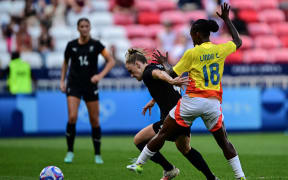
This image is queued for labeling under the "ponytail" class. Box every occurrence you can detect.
[125,48,147,64]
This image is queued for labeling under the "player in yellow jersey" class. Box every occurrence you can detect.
[127,3,246,180]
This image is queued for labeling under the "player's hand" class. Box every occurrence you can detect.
[171,76,190,87]
[142,99,155,116]
[60,80,66,93]
[152,50,168,65]
[91,74,102,84]
[216,2,230,21]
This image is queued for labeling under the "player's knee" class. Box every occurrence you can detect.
[68,115,77,123]
[133,135,140,145]
[176,143,190,155]
[90,117,100,127]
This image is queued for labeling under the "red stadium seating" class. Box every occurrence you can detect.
[269,48,288,63]
[280,36,288,48]
[226,50,244,64]
[259,9,285,23]
[240,35,254,49]
[230,0,256,10]
[156,0,177,12]
[248,23,271,36]
[243,49,268,63]
[113,13,134,25]
[138,12,160,25]
[130,38,156,50]
[257,0,278,10]
[238,10,259,23]
[146,24,164,39]
[211,36,231,44]
[185,10,208,22]
[160,11,188,25]
[135,0,158,12]
[271,22,288,36]
[255,35,282,49]
[125,25,149,38]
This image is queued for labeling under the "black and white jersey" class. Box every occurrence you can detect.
[143,63,181,120]
[64,38,105,87]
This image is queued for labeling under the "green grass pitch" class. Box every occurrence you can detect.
[0,133,287,180]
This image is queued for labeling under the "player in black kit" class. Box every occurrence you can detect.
[60,18,115,164]
[125,48,218,180]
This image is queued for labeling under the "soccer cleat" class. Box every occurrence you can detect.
[95,155,104,164]
[160,166,180,180]
[126,163,143,174]
[237,177,246,180]
[64,152,74,163]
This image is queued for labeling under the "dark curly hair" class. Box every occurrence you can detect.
[190,19,219,37]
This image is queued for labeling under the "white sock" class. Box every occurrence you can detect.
[136,145,156,165]
[228,155,245,178]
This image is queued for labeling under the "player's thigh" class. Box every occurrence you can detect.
[85,100,99,123]
[175,135,191,154]
[134,124,156,145]
[159,115,183,140]
[211,122,230,148]
[67,96,81,122]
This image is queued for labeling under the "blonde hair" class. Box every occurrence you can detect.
[125,48,147,64]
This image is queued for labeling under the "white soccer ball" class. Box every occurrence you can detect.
[39,166,64,180]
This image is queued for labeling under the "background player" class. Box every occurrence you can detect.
[125,48,219,180]
[60,18,115,164]
[128,3,246,180]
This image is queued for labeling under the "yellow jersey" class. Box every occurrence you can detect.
[173,41,236,103]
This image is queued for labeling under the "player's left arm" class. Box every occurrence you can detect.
[217,3,242,49]
[91,48,115,84]
[152,69,189,87]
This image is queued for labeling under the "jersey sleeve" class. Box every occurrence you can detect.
[64,42,71,63]
[219,41,237,58]
[96,41,105,54]
[146,64,160,79]
[173,49,193,76]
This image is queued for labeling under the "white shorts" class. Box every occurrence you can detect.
[169,95,223,132]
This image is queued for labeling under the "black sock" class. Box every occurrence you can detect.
[66,123,76,152]
[184,147,215,180]
[136,141,173,171]
[92,127,101,155]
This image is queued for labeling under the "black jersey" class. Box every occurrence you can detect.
[143,63,181,120]
[64,38,105,87]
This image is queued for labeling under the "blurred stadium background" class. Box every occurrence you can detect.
[0,0,287,179]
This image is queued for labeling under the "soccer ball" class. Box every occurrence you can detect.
[39,166,64,180]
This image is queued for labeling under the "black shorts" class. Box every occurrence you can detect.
[66,85,99,102]
[152,120,190,142]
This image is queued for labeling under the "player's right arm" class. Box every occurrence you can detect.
[217,3,242,49]
[142,99,156,116]
[151,69,189,87]
[60,42,70,93]
[60,59,68,93]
